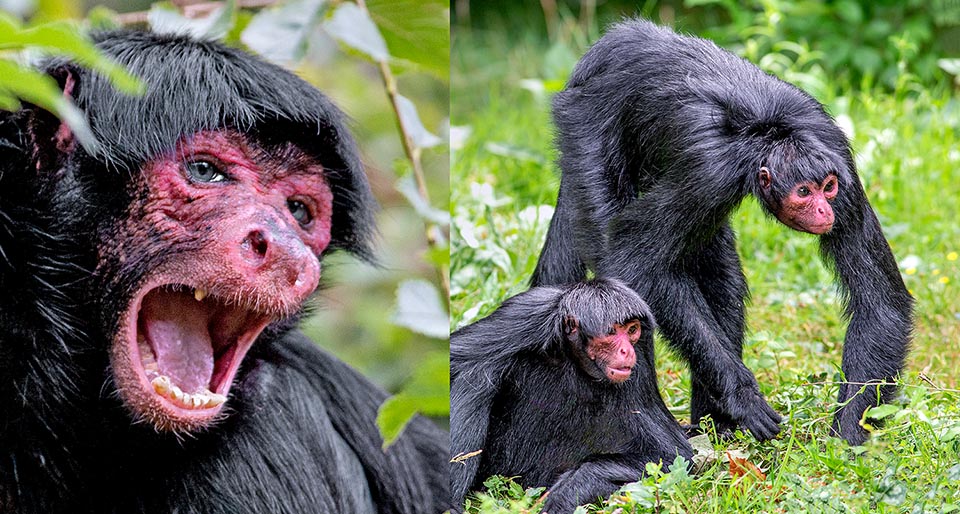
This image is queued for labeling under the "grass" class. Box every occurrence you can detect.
[450,20,960,514]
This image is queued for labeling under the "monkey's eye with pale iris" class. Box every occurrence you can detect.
[797,186,811,197]
[627,323,639,335]
[288,199,313,226]
[185,160,227,183]
[824,182,835,193]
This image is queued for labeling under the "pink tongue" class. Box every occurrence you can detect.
[141,290,213,394]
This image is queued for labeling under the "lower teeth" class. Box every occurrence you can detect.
[139,337,225,410]
[151,375,227,409]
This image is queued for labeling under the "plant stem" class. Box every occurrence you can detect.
[354,0,450,301]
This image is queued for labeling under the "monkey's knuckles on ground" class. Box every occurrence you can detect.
[723,380,783,441]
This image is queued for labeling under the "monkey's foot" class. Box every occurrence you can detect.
[831,390,880,446]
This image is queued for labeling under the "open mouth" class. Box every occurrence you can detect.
[607,366,632,383]
[116,283,274,430]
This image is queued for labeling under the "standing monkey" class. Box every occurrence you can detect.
[532,19,912,445]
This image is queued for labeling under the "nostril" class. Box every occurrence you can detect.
[242,230,269,259]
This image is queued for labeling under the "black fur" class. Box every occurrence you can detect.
[531,19,912,445]
[451,279,692,513]
[0,31,447,513]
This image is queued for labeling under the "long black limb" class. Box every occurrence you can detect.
[682,224,754,435]
[600,193,780,441]
[821,190,913,445]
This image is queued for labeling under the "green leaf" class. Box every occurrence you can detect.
[225,10,254,45]
[0,14,142,95]
[878,479,907,505]
[0,58,97,152]
[148,0,236,40]
[938,58,960,76]
[866,403,900,420]
[323,3,388,62]
[391,279,449,339]
[87,6,121,30]
[851,47,883,74]
[376,350,449,447]
[395,94,442,149]
[240,0,325,63]
[366,0,449,79]
[423,245,450,268]
[0,89,20,111]
[835,0,863,24]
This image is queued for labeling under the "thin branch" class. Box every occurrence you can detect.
[353,0,451,301]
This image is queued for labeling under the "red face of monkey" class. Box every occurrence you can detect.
[758,166,838,235]
[586,320,642,383]
[105,130,334,433]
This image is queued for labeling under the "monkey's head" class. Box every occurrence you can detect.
[753,142,844,235]
[557,279,655,385]
[32,32,375,433]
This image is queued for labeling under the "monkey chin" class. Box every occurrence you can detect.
[110,279,283,434]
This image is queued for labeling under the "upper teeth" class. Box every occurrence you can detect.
[194,288,207,301]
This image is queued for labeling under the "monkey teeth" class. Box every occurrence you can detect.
[194,288,208,301]
[138,333,224,410]
[151,375,226,410]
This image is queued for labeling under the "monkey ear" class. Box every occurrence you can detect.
[634,302,658,347]
[27,65,82,170]
[758,166,772,189]
[563,316,579,337]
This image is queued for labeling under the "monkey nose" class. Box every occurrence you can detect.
[241,229,270,265]
[240,227,320,298]
[241,229,269,261]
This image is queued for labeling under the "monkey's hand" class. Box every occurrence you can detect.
[544,457,644,514]
[721,370,782,441]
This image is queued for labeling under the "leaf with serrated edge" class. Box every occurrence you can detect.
[323,3,388,62]
[241,0,325,63]
[396,175,450,225]
[390,279,448,339]
[396,94,442,149]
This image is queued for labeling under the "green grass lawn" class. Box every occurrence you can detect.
[451,25,960,513]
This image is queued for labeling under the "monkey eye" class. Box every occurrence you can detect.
[823,182,835,193]
[627,323,639,335]
[185,160,227,183]
[606,327,616,336]
[288,199,313,226]
[796,186,811,197]
[184,160,227,183]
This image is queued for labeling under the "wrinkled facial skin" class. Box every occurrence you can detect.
[759,167,838,235]
[104,130,335,433]
[586,320,641,383]
[566,318,641,384]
